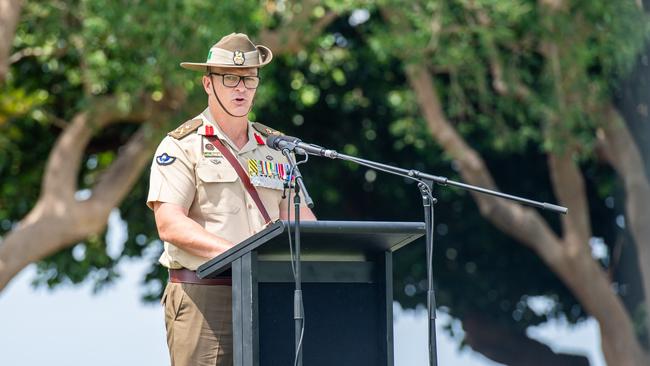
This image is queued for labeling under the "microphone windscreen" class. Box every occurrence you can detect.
[265,135,282,149]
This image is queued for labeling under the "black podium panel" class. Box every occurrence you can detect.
[197,220,425,366]
[259,283,385,366]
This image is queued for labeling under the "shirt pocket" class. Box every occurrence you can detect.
[257,186,283,220]
[196,161,242,214]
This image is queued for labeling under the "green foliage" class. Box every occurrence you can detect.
[2,0,263,290]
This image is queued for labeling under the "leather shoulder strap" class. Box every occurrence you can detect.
[206,136,272,224]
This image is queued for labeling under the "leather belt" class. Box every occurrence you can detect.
[169,268,232,286]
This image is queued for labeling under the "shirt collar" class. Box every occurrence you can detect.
[196,108,227,138]
[196,107,264,155]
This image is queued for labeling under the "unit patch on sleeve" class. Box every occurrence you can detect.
[156,153,177,166]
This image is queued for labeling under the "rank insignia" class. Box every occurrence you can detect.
[233,50,245,65]
[168,119,202,139]
[209,158,222,165]
[265,127,280,136]
[254,133,265,145]
[156,153,176,166]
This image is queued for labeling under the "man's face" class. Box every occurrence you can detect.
[205,67,259,116]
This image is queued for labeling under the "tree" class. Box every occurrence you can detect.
[2,1,649,365]
[372,0,650,364]
[0,1,337,291]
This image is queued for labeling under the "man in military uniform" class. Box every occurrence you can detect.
[147,33,316,366]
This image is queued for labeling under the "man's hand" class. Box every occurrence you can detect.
[279,198,317,221]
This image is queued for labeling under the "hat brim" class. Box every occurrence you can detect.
[180,45,273,72]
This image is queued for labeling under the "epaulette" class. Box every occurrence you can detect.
[168,119,202,139]
[252,122,284,137]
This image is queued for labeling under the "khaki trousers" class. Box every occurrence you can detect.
[162,282,233,366]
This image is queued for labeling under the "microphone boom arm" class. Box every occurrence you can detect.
[266,134,566,213]
[318,150,567,215]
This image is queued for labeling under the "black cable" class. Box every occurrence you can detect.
[294,319,305,366]
[284,162,305,366]
[286,166,297,278]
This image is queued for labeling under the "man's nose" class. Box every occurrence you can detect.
[234,78,246,90]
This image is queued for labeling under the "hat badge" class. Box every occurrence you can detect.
[233,50,245,65]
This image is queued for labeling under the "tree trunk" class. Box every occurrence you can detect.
[0,95,181,291]
[404,63,650,366]
[598,105,650,343]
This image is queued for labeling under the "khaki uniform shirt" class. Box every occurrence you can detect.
[147,108,295,270]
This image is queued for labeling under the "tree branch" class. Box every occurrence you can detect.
[404,63,562,257]
[468,2,532,102]
[547,151,591,247]
[0,91,184,292]
[406,59,649,366]
[463,311,589,366]
[382,3,649,362]
[259,0,339,54]
[89,123,157,208]
[0,0,23,83]
[538,0,567,12]
[598,104,650,342]
[39,111,93,200]
[538,0,650,355]
[37,95,160,201]
[9,45,69,65]
[83,89,185,213]
[0,206,108,292]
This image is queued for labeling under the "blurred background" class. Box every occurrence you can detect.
[1,1,649,365]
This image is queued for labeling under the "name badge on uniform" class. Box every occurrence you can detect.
[203,142,223,158]
[247,159,293,190]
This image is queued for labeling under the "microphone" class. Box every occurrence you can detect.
[266,135,338,158]
[266,135,307,155]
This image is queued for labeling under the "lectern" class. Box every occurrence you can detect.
[197,220,425,366]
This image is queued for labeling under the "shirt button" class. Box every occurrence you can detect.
[248,204,253,209]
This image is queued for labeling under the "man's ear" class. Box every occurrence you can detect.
[202,74,212,95]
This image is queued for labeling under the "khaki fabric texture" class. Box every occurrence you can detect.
[162,282,233,366]
[147,108,295,270]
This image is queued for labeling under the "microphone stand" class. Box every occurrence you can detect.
[281,147,314,366]
[301,147,567,366]
[419,181,438,366]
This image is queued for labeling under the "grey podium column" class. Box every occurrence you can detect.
[232,252,259,366]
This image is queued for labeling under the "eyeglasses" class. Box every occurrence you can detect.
[209,72,260,89]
